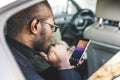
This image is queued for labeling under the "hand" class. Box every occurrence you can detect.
[67,46,75,59]
[39,44,74,70]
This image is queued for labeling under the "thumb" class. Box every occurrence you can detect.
[67,46,75,51]
[39,52,49,61]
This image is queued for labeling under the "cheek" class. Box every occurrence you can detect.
[45,26,53,39]
[40,25,53,39]
[44,30,53,46]
[41,28,53,50]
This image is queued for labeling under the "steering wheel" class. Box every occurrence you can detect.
[61,9,95,46]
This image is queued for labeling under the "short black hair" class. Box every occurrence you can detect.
[7,0,53,37]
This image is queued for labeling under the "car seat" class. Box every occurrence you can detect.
[83,0,120,77]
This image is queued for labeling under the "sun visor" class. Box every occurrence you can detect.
[96,0,120,21]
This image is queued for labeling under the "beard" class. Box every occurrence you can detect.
[34,39,50,54]
[34,41,49,54]
[34,26,50,54]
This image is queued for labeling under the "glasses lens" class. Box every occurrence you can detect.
[40,20,58,32]
[52,25,58,32]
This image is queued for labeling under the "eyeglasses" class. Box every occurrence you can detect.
[40,20,59,32]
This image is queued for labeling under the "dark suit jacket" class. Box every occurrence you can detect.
[6,36,81,80]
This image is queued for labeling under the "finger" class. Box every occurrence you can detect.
[71,65,76,68]
[67,46,75,58]
[67,45,75,51]
[39,52,49,61]
[77,59,84,66]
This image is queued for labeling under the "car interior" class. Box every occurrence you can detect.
[1,0,120,80]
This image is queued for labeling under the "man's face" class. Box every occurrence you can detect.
[34,17,54,53]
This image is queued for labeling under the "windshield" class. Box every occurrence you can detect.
[74,0,97,13]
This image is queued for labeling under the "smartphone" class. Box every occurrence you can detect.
[69,40,90,66]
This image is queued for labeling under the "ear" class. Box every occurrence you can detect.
[30,18,40,34]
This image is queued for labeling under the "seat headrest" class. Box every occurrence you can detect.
[96,0,120,21]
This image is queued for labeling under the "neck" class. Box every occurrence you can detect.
[14,32,34,49]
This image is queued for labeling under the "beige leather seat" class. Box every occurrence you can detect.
[83,0,120,77]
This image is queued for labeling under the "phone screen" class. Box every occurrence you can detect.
[69,40,89,66]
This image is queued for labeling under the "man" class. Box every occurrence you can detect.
[6,0,81,80]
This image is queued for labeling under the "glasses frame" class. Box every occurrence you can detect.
[39,20,59,32]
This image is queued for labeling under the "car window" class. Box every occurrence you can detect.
[48,0,78,24]
[48,0,96,46]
